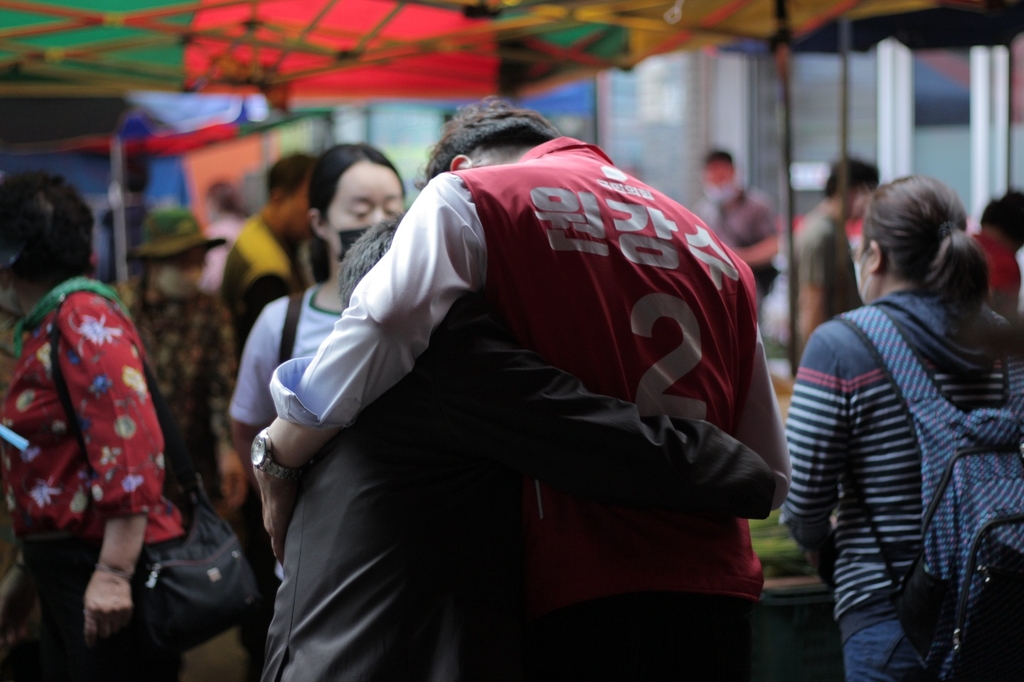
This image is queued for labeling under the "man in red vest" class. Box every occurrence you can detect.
[258,99,790,681]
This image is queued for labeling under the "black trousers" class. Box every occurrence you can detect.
[240,493,281,682]
[523,591,754,682]
[21,538,179,682]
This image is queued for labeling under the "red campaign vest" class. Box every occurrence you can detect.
[455,138,764,619]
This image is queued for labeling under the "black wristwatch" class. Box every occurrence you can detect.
[251,429,303,481]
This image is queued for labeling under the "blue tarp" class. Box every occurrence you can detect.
[725,4,1024,54]
[0,152,189,206]
[796,4,1024,53]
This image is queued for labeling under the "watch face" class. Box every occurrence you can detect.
[251,435,267,468]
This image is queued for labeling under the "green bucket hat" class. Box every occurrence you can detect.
[130,208,226,259]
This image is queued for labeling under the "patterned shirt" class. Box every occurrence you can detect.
[1,292,183,544]
[120,285,237,502]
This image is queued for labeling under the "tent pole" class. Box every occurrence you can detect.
[970,46,992,216]
[1008,42,1014,190]
[993,45,1010,197]
[109,134,128,283]
[772,0,798,377]
[835,18,851,323]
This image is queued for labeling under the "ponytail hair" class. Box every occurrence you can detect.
[862,175,988,315]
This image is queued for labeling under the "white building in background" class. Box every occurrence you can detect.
[595,39,1024,223]
[296,43,1022,319]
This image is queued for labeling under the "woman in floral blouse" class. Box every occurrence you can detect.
[0,172,183,681]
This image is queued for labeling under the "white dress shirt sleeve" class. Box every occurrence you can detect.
[270,174,487,428]
[733,329,792,509]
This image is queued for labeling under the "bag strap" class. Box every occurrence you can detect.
[838,309,921,590]
[843,305,950,406]
[141,362,202,499]
[49,318,90,466]
[49,301,203,503]
[278,291,304,366]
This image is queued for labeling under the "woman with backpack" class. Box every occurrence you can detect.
[782,175,1023,681]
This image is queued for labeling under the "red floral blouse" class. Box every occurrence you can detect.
[1,291,183,544]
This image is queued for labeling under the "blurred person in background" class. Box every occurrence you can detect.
[96,158,150,284]
[120,208,247,514]
[796,158,879,347]
[0,172,183,681]
[200,181,248,295]
[974,190,1024,320]
[0,262,41,682]
[230,144,403,682]
[221,154,317,354]
[782,176,1012,682]
[693,149,779,312]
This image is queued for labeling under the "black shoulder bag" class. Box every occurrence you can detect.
[278,291,304,365]
[50,311,262,653]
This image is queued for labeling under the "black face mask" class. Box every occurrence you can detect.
[339,227,370,254]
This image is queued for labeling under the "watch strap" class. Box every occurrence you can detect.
[256,456,303,481]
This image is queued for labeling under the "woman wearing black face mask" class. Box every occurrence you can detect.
[231,144,405,462]
[305,144,406,314]
[227,144,403,682]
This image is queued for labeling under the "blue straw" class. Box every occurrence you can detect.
[0,424,28,451]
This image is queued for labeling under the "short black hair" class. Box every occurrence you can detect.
[0,171,94,283]
[338,214,402,305]
[704,149,734,167]
[980,190,1024,246]
[422,97,559,184]
[825,158,879,198]
[267,153,317,196]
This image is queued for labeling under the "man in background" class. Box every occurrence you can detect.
[199,181,248,295]
[96,158,149,283]
[693,149,779,311]
[221,154,316,353]
[795,158,879,346]
[975,190,1024,319]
